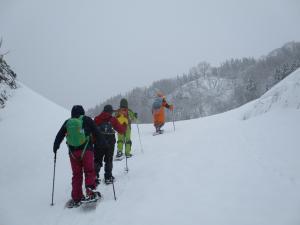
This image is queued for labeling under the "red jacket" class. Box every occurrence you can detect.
[94,112,126,134]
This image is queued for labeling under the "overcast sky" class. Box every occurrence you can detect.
[1,0,300,110]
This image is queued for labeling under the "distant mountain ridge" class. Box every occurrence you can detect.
[87,41,300,123]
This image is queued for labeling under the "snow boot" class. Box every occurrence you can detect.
[116,151,123,158]
[82,188,101,203]
[115,151,124,160]
[95,178,101,186]
[104,176,115,185]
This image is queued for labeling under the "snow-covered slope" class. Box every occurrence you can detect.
[0,83,69,225]
[242,68,300,119]
[1,75,300,225]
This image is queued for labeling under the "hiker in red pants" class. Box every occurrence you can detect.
[53,105,102,208]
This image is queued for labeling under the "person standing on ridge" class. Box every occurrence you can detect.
[152,92,173,134]
[94,104,126,185]
[53,105,101,208]
[115,98,138,160]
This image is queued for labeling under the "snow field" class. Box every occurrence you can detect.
[1,70,300,225]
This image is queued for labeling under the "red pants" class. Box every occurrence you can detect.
[69,149,96,201]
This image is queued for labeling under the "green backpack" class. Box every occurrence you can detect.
[66,115,88,147]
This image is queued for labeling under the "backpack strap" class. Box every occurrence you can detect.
[80,136,90,159]
[69,136,90,161]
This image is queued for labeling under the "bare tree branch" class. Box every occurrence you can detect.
[0,38,10,59]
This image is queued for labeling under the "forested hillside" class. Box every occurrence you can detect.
[87,42,300,123]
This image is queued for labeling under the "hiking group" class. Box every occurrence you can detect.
[52,93,173,208]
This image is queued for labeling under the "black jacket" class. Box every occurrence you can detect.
[53,115,101,152]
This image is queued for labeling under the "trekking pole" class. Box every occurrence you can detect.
[51,153,57,206]
[125,156,129,173]
[136,122,144,153]
[172,110,176,132]
[112,179,117,201]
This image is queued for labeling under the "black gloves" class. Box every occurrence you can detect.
[134,112,138,118]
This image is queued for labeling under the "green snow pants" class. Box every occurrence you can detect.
[117,127,132,156]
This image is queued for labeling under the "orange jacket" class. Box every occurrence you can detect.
[152,98,172,125]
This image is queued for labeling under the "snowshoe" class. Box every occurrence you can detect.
[81,191,102,210]
[82,190,101,203]
[153,129,164,136]
[114,152,124,161]
[125,153,133,158]
[65,198,82,208]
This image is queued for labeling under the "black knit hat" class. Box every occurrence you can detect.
[103,104,113,113]
[120,98,128,108]
[71,105,85,118]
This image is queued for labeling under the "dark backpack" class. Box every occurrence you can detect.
[98,121,115,135]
